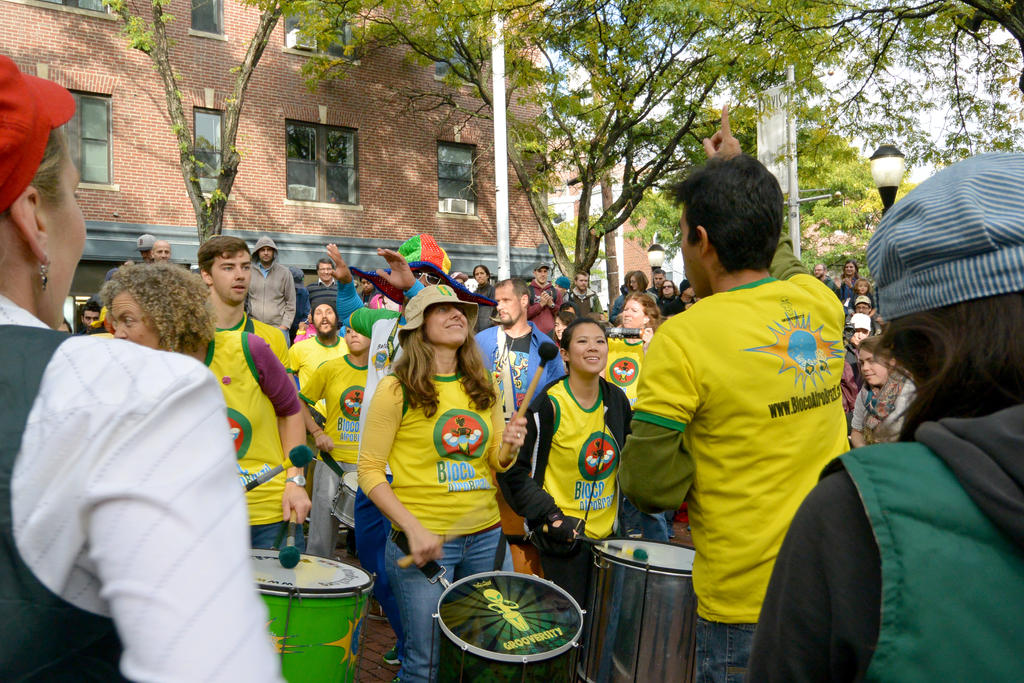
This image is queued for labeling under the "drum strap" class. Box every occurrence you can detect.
[317,449,346,478]
[272,520,289,549]
[493,532,508,571]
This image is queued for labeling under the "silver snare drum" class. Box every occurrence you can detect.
[579,540,697,682]
[330,471,359,528]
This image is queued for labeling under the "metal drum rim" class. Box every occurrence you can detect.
[436,570,583,664]
[254,553,375,597]
[593,538,695,575]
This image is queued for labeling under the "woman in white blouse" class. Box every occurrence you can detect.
[0,56,280,681]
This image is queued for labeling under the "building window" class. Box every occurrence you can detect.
[194,109,222,194]
[286,122,357,204]
[434,55,467,80]
[39,0,107,13]
[438,142,475,214]
[191,0,222,34]
[64,92,111,184]
[284,15,356,59]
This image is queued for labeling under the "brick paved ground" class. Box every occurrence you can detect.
[326,518,694,681]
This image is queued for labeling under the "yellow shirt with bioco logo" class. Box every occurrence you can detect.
[299,354,367,464]
[605,338,644,406]
[543,379,619,539]
[358,373,511,536]
[205,330,287,525]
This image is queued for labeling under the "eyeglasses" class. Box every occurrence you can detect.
[421,273,443,286]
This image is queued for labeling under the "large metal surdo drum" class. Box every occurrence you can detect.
[330,470,359,528]
[435,571,583,682]
[579,540,697,682]
[252,550,374,682]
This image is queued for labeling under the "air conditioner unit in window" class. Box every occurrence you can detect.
[440,197,471,214]
[285,27,315,50]
[288,184,317,201]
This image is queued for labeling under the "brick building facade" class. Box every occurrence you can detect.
[2,0,549,296]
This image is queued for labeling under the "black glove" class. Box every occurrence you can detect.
[543,510,585,543]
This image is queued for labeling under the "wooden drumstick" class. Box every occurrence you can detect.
[394,506,483,568]
[498,342,560,464]
[397,535,459,568]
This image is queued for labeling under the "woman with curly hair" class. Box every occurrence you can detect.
[101,262,214,357]
[103,261,309,552]
[358,285,527,683]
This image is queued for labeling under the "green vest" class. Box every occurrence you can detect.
[0,326,124,680]
[842,442,1024,682]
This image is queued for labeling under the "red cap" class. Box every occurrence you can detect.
[0,56,76,213]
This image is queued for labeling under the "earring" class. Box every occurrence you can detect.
[39,263,49,291]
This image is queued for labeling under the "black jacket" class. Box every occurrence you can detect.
[497,376,632,529]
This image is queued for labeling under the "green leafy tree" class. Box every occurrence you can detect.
[299,0,803,275]
[107,0,290,242]
[630,188,682,259]
[765,0,1024,168]
[297,0,1021,274]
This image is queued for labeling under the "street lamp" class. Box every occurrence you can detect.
[647,243,665,269]
[870,144,906,215]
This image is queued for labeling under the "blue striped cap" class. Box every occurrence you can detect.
[867,153,1024,320]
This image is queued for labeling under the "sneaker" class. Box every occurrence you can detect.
[383,645,400,666]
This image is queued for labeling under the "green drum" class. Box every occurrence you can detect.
[436,571,582,682]
[252,550,374,682]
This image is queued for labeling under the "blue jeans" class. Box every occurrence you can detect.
[385,525,511,683]
[250,520,306,553]
[618,496,670,541]
[695,617,755,683]
[354,485,404,662]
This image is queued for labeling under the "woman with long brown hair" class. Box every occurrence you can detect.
[358,284,526,683]
[610,269,652,322]
[850,335,914,447]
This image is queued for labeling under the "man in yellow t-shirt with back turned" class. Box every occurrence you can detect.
[619,108,848,683]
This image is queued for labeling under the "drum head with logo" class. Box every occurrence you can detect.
[251,550,372,597]
[437,571,582,663]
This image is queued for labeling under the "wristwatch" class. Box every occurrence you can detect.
[285,475,306,486]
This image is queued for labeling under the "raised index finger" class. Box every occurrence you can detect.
[720,104,731,138]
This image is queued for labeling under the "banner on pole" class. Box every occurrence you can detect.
[757,85,789,195]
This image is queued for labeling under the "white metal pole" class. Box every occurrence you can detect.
[492,14,511,280]
[786,65,801,259]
